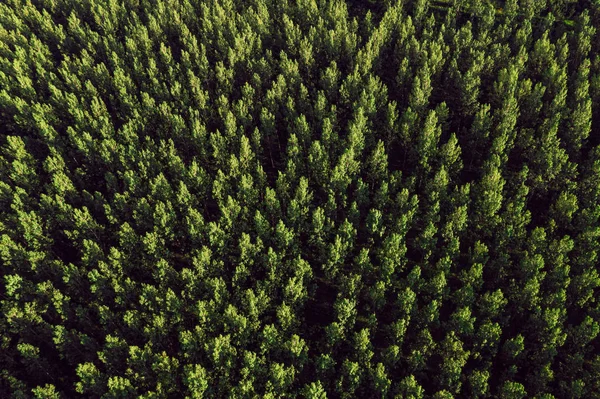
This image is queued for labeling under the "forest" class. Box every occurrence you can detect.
[1,0,600,397]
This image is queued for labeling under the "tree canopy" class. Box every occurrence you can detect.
[1,0,600,397]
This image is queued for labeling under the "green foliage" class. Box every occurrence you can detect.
[1,0,599,397]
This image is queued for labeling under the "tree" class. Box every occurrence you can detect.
[104,376,136,398]
[335,359,362,398]
[32,384,60,399]
[439,331,470,394]
[416,110,442,176]
[472,158,505,236]
[303,381,328,399]
[467,369,490,398]
[499,381,527,399]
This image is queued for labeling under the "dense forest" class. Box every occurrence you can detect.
[1,0,600,397]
